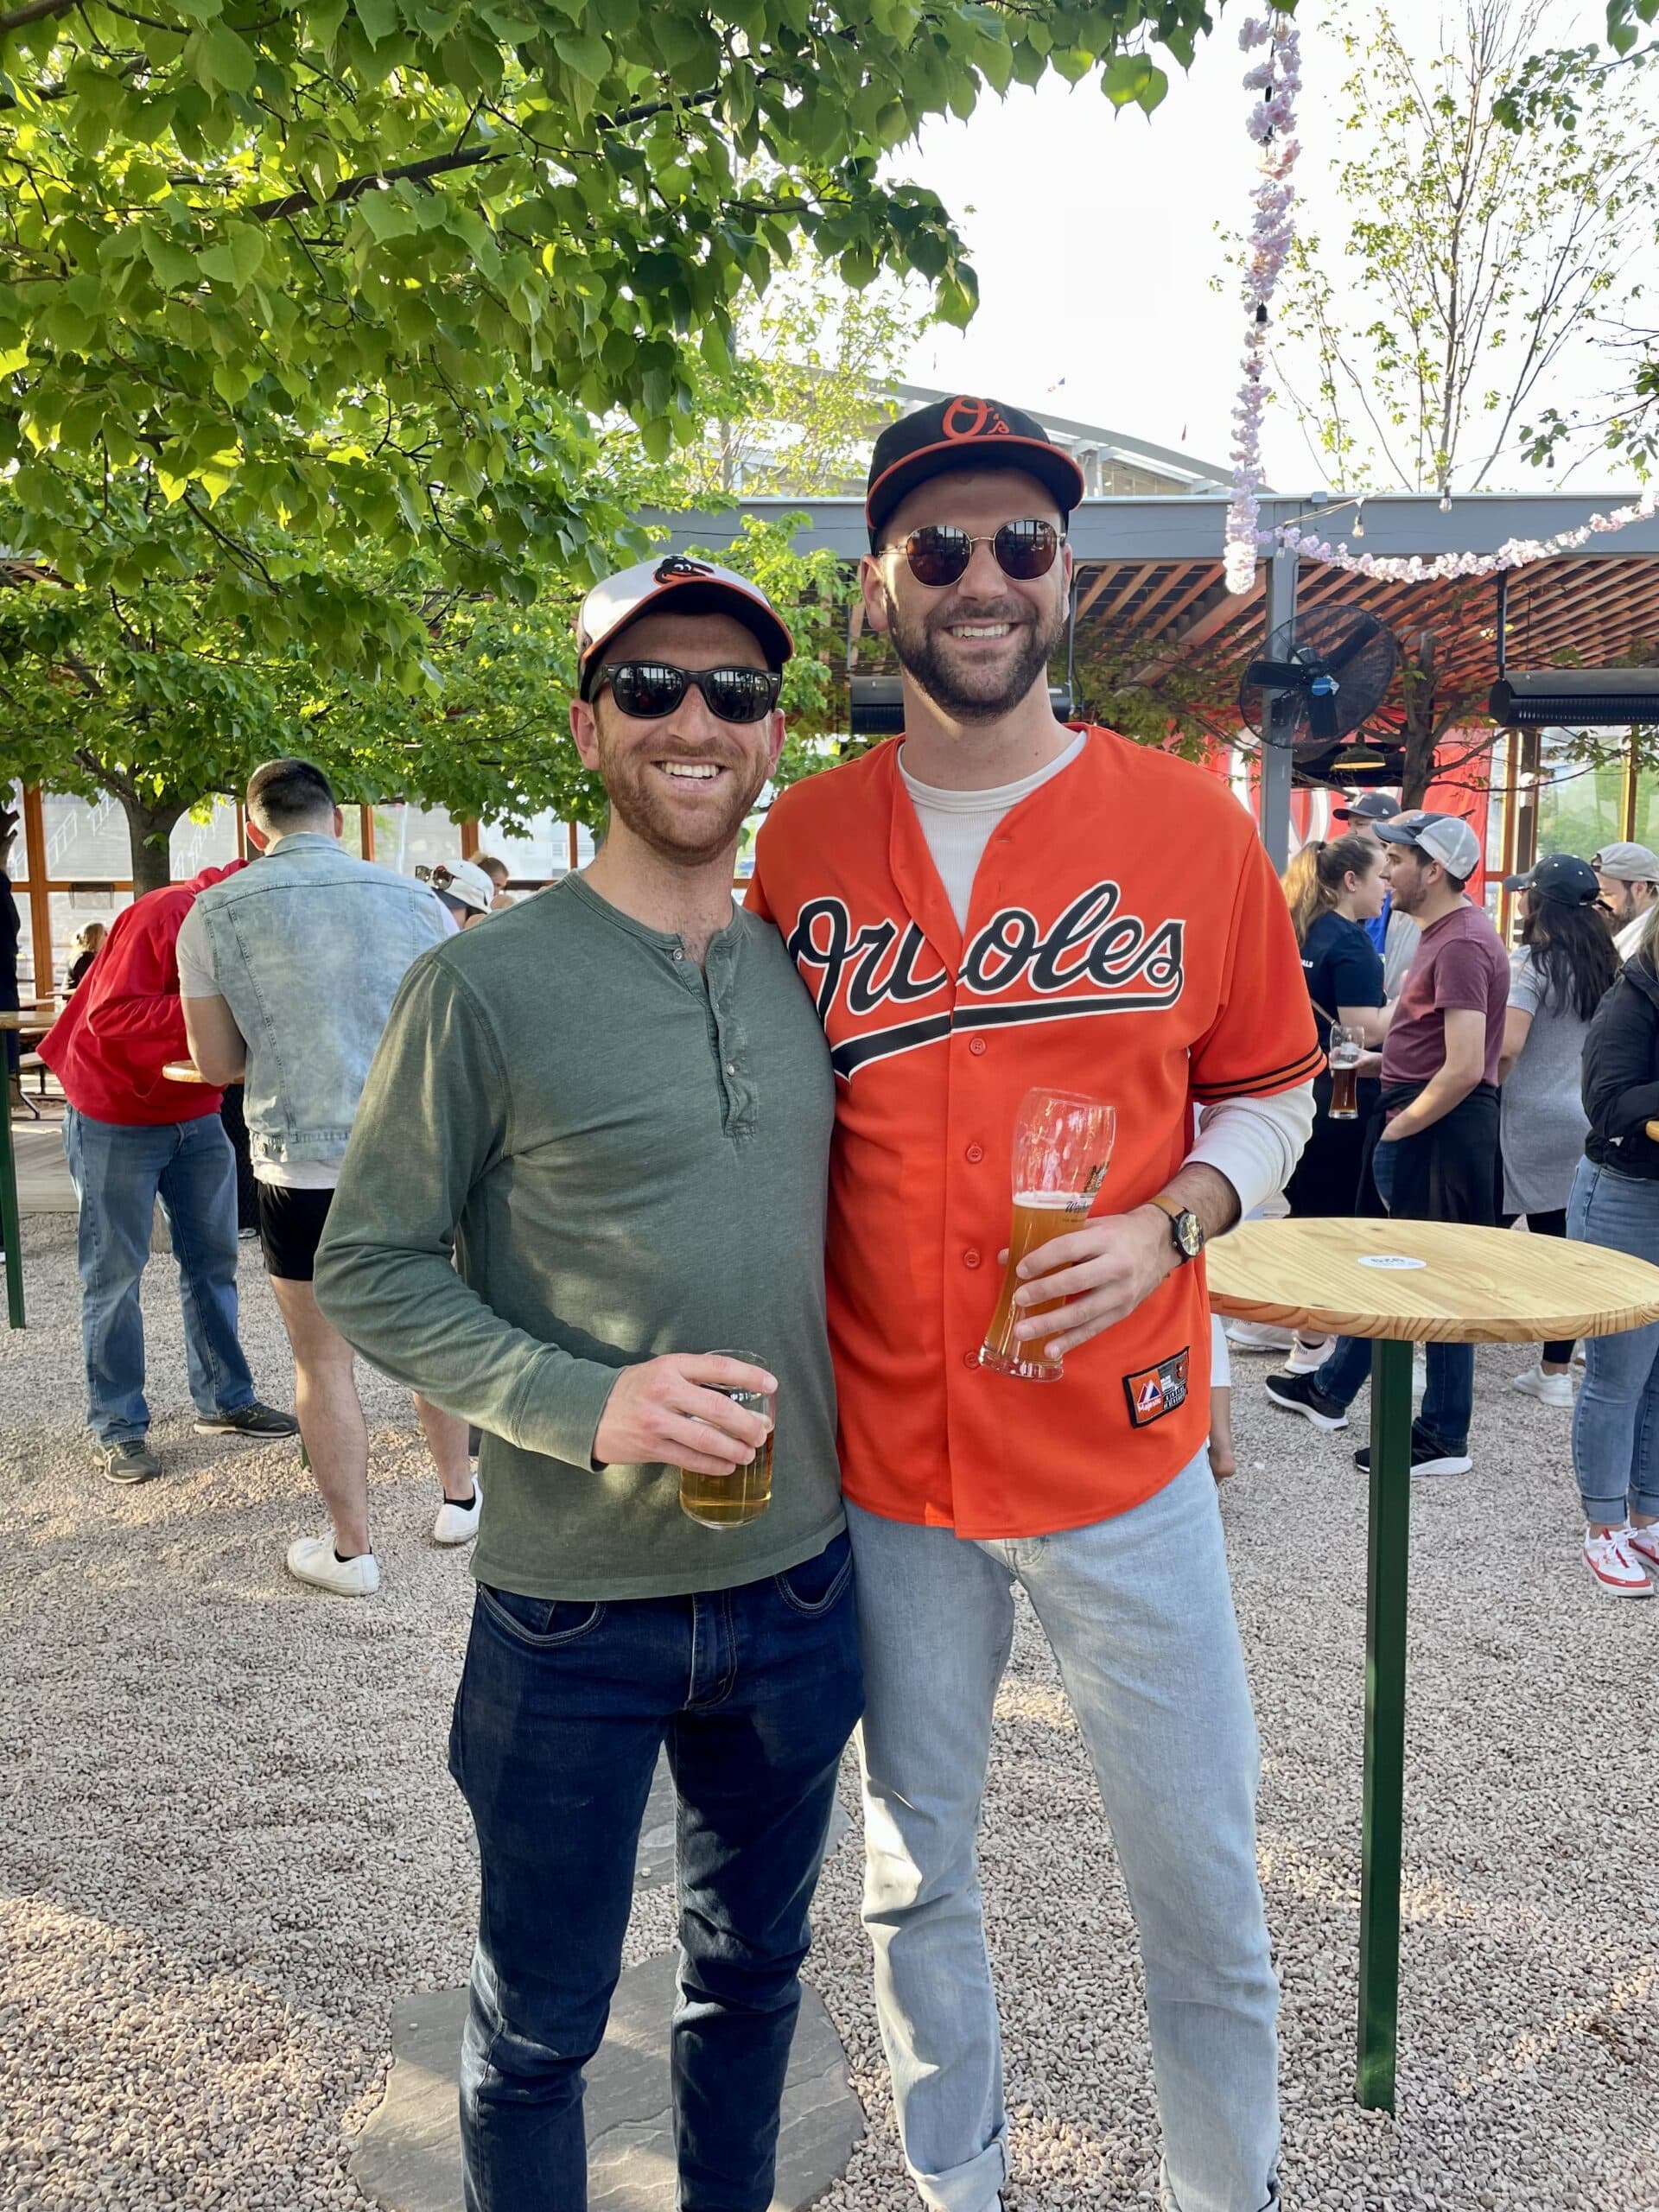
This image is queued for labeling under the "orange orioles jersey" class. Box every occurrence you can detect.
[747,726,1321,1538]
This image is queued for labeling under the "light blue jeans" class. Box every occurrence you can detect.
[848,1452,1280,2212]
[63,1106,254,1445]
[1568,1156,1659,1526]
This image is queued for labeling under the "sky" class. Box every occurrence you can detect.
[895,0,1637,497]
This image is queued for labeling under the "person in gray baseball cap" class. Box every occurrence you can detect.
[1268,810,1510,1475]
[1591,840,1659,963]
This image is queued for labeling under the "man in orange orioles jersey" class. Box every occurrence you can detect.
[747,396,1320,2212]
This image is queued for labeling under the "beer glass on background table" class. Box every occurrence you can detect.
[1328,1024,1363,1121]
[678,1351,775,1529]
[979,1088,1117,1382]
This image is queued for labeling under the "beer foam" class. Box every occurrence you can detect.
[1014,1190,1089,1211]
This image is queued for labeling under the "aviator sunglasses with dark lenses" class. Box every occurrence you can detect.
[892,518,1063,588]
[598,660,783,724]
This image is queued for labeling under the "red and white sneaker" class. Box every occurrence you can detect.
[1583,1525,1654,1599]
[1626,1521,1659,1571]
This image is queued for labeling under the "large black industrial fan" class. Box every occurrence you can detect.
[1238,605,1399,747]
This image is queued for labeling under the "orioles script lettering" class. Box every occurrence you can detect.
[786,883,1186,1078]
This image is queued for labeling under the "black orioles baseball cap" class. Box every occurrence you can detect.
[865,396,1087,549]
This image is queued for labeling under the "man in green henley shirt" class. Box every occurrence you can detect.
[314,556,861,2212]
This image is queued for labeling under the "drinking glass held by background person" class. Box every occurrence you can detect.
[1278,832,1390,1371]
[750,395,1319,2212]
[1495,854,1617,1411]
[178,760,467,1592]
[1567,925,1659,1596]
[315,557,860,2212]
[1592,842,1659,965]
[35,863,296,1482]
[1267,811,1508,1478]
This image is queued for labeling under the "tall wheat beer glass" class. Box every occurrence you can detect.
[979,1088,1117,1382]
[678,1351,775,1529]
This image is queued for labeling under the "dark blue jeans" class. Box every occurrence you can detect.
[448,1531,864,2212]
[1314,1131,1474,1450]
[62,1105,254,1444]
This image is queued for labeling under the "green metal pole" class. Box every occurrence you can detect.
[1357,1334,1414,2109]
[0,1071,23,1329]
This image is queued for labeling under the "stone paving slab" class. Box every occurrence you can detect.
[350,1950,864,2212]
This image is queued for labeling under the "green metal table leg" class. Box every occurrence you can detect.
[0,1083,23,1329]
[1357,1334,1413,2109]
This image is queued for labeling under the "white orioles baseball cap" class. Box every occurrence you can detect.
[1374,810,1483,882]
[575,556,793,702]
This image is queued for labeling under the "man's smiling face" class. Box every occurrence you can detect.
[570,607,784,868]
[863,467,1071,724]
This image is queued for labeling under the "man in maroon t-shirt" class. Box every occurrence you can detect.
[1267,813,1507,1475]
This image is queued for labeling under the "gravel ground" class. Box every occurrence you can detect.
[3,1216,1657,2211]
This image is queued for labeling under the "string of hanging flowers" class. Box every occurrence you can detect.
[1222,10,1659,594]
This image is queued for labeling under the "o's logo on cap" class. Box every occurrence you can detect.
[943,396,1011,441]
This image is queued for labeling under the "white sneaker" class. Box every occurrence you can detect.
[1583,1526,1653,1599]
[1510,1363,1574,1409]
[433,1481,481,1547]
[1284,1335,1335,1375]
[1225,1319,1296,1353]
[285,1534,380,1597]
[1627,1522,1659,1571]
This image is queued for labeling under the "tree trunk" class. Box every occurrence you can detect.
[1398,631,1440,810]
[123,794,187,897]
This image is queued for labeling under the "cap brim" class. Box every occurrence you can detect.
[866,439,1086,544]
[579,576,793,699]
[1371,822,1421,846]
[1500,871,1535,891]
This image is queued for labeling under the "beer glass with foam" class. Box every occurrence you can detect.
[678,1351,775,1529]
[979,1088,1116,1382]
[1328,1024,1363,1121]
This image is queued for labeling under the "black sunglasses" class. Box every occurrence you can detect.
[886,518,1064,588]
[596,660,782,724]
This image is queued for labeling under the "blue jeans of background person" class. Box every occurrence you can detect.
[849,1453,1279,2212]
[1312,1133,1475,1451]
[62,1105,254,1446]
[448,1534,863,2212]
[1568,1157,1659,1526]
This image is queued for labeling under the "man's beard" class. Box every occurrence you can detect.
[596,726,768,867]
[884,590,1065,724]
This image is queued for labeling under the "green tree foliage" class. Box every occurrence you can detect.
[1268,0,1654,499]
[0,0,1220,644]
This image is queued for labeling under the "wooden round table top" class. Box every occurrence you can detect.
[161,1060,212,1084]
[1208,1215,1659,1344]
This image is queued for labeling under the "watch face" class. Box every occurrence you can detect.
[1177,1212,1205,1257]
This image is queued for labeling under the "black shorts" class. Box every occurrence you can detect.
[256,1183,335,1281]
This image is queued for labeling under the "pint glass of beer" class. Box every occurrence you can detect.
[678,1351,774,1529]
[1328,1024,1363,1121]
[980,1088,1116,1382]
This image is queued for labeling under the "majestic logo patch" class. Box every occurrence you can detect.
[1122,1348,1191,1429]
[785,882,1185,1079]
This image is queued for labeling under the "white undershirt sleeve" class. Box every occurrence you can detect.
[1189,1083,1316,1222]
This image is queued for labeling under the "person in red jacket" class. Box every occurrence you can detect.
[39,862,297,1484]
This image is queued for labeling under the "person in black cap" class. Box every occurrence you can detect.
[1496,853,1617,1407]
[750,399,1319,2212]
[314,555,861,2212]
[1331,789,1422,984]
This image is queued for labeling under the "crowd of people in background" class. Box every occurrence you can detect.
[1236,799,1659,1599]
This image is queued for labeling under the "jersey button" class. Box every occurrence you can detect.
[962,1350,980,1370]
[968,1036,987,1057]
[963,1248,982,1269]
[965,1142,984,1163]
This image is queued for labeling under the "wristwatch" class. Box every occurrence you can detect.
[1147,1193,1205,1264]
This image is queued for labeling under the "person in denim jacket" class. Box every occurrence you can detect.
[177,760,469,1593]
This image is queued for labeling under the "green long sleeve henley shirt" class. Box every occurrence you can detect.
[313,874,844,1599]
